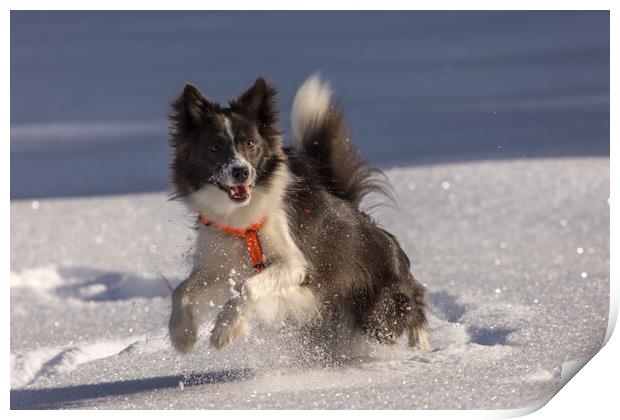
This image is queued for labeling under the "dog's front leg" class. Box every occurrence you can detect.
[209,263,307,349]
[209,296,250,349]
[208,271,267,350]
[169,270,223,354]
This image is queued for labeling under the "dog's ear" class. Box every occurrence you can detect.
[169,83,216,136]
[230,76,278,131]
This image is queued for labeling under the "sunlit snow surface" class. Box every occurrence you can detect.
[10,158,609,409]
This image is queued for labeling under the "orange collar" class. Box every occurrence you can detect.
[198,214,266,273]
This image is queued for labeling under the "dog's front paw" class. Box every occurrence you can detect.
[169,302,198,354]
[210,299,249,349]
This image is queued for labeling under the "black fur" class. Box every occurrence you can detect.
[283,148,427,347]
[284,91,426,347]
[292,101,391,207]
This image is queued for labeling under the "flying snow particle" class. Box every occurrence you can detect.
[53,320,60,327]
[494,259,502,266]
[581,272,588,279]
[31,201,40,210]
[407,182,417,191]
[577,247,584,254]
[228,278,239,298]
[441,181,451,190]
[494,288,502,294]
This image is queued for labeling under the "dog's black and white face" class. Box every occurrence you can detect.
[169,77,285,220]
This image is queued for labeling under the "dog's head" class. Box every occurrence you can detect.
[169,77,284,212]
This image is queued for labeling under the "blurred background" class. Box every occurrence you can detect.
[10,11,609,199]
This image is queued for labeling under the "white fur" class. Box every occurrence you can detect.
[223,116,235,141]
[179,162,318,349]
[188,161,288,229]
[291,74,332,148]
[246,204,317,324]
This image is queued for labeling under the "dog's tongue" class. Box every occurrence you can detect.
[229,184,249,198]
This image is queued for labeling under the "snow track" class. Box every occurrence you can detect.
[11,337,146,387]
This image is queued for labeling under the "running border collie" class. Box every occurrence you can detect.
[167,75,429,354]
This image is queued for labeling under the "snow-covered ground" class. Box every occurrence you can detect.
[10,157,609,409]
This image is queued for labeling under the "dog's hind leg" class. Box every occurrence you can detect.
[363,279,431,350]
[405,276,431,351]
[362,286,400,345]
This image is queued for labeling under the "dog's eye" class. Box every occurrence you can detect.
[246,139,255,148]
[210,144,221,153]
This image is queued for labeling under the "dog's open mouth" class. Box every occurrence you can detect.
[224,184,250,202]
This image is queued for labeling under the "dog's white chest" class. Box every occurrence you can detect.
[252,214,317,324]
[195,211,316,325]
[195,229,255,282]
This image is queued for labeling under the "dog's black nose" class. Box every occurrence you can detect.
[231,165,250,182]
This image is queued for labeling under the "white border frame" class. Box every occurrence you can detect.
[3,2,615,419]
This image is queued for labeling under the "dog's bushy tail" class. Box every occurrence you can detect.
[291,74,391,208]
